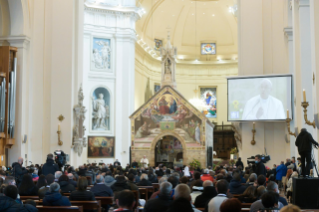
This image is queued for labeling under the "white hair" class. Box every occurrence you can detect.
[260,78,273,88]
[55,171,62,179]
[140,173,148,181]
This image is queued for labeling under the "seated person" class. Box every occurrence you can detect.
[90,175,113,197]
[58,174,76,193]
[250,191,283,212]
[111,176,131,192]
[238,185,256,203]
[38,174,55,199]
[207,179,229,212]
[170,184,200,212]
[137,173,152,186]
[32,168,39,181]
[43,182,71,206]
[257,175,266,187]
[114,190,136,212]
[194,180,217,208]
[69,176,96,201]
[67,173,77,187]
[0,185,37,212]
[19,174,39,196]
[247,173,257,186]
[144,182,173,212]
[220,198,242,212]
[201,169,214,182]
[229,172,247,194]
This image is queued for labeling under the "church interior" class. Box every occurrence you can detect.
[0,0,319,210]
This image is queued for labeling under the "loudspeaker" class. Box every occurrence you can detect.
[207,147,213,167]
[293,177,319,209]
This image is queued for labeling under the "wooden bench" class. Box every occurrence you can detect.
[36,206,83,212]
[132,190,139,205]
[152,183,159,191]
[95,196,113,206]
[22,200,43,205]
[241,209,250,212]
[70,200,101,212]
[241,203,252,208]
[138,188,148,201]
[138,186,154,193]
[196,208,205,212]
[233,194,241,198]
[20,196,40,200]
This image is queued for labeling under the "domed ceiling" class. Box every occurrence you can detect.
[136,0,238,62]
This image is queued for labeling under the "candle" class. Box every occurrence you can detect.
[303,89,306,102]
[287,109,289,118]
[58,123,61,131]
[253,122,255,129]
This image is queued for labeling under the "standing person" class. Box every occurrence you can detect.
[276,161,287,186]
[253,155,266,177]
[140,155,149,168]
[235,157,244,169]
[113,159,121,167]
[295,128,319,177]
[42,154,59,176]
[11,157,28,185]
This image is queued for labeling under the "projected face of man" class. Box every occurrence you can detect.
[259,79,272,99]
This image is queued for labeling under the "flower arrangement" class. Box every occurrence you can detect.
[230,147,238,154]
[189,159,201,169]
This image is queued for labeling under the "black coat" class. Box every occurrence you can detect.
[0,196,38,212]
[19,185,39,196]
[68,179,77,187]
[59,181,76,193]
[111,179,131,192]
[296,129,319,153]
[132,162,138,168]
[43,192,71,206]
[144,194,173,212]
[42,159,59,176]
[12,162,28,183]
[194,186,217,208]
[254,162,266,177]
[236,160,244,168]
[137,179,152,186]
[229,180,247,194]
[69,190,96,201]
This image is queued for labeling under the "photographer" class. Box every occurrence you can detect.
[42,154,59,176]
[295,128,319,177]
[253,154,266,177]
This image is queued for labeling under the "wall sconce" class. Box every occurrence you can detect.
[251,122,256,145]
[286,109,296,137]
[302,89,316,128]
[57,115,64,146]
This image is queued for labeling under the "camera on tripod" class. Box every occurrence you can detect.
[54,150,68,168]
[247,155,271,164]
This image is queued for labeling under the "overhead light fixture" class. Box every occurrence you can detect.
[212,14,215,16]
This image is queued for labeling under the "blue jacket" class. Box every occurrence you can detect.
[229,180,247,194]
[90,184,113,197]
[276,164,287,181]
[0,196,38,212]
[43,192,71,206]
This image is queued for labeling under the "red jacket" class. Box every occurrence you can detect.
[201,174,214,182]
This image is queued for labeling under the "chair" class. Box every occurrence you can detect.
[20,196,40,200]
[36,206,83,212]
[70,200,101,212]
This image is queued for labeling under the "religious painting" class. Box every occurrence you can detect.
[200,87,217,118]
[91,87,110,132]
[134,91,203,146]
[91,37,112,72]
[154,39,163,51]
[201,43,216,55]
[154,83,161,93]
[87,136,114,158]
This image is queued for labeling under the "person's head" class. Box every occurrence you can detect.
[96,175,104,183]
[280,205,301,212]
[160,182,172,196]
[180,176,189,184]
[281,161,284,165]
[98,93,104,99]
[159,176,168,185]
[4,176,16,186]
[4,185,18,200]
[174,184,191,200]
[216,179,229,194]
[286,169,293,178]
[36,174,47,188]
[255,186,266,198]
[47,153,54,160]
[220,198,241,212]
[273,164,276,168]
[49,182,60,193]
[297,157,301,163]
[242,185,256,198]
[67,173,74,180]
[140,173,148,181]
[233,172,241,182]
[55,171,62,180]
[171,172,180,180]
[19,174,34,190]
[128,173,135,182]
[78,176,88,191]
[18,157,23,165]
[116,190,136,209]
[203,180,212,188]
[143,155,146,159]
[168,176,179,188]
[46,174,55,185]
[220,169,226,176]
[259,79,272,99]
[261,191,279,208]
[249,173,257,182]
[257,175,266,186]
[193,171,201,180]
[255,155,261,163]
[266,181,279,193]
[58,175,69,183]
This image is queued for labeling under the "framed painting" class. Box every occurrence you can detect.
[201,43,216,55]
[91,37,112,72]
[87,136,115,158]
[154,39,163,51]
[200,87,217,118]
[154,83,161,93]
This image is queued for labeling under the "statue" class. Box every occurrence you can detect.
[92,40,111,70]
[92,93,109,130]
[165,59,171,74]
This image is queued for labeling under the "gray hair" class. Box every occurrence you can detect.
[55,171,62,179]
[96,175,104,183]
[140,173,148,181]
[174,184,191,199]
[160,182,172,196]
[203,180,212,187]
[67,173,74,179]
[249,173,257,182]
[171,172,180,180]
[50,182,60,192]
[266,181,278,192]
[159,176,168,185]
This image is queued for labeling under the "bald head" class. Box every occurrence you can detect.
[67,173,74,180]
[96,175,104,183]
[18,157,23,165]
[203,180,213,187]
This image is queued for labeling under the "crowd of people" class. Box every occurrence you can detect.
[0,154,307,212]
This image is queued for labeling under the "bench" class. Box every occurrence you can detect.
[138,188,148,201]
[196,208,205,212]
[36,206,83,212]
[70,200,101,212]
[152,183,159,191]
[95,196,113,206]
[20,196,40,200]
[241,203,252,208]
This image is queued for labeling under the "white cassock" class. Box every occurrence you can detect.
[183,166,191,177]
[242,95,285,120]
[140,158,149,168]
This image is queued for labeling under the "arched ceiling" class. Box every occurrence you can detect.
[136,0,238,62]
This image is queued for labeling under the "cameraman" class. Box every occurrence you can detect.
[42,153,59,176]
[295,128,319,177]
[253,154,266,177]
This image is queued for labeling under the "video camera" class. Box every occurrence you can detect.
[54,150,67,168]
[247,155,271,164]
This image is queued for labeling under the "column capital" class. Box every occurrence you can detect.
[284,27,293,41]
[0,35,31,49]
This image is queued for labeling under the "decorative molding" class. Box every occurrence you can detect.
[284,27,293,41]
[0,35,31,49]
